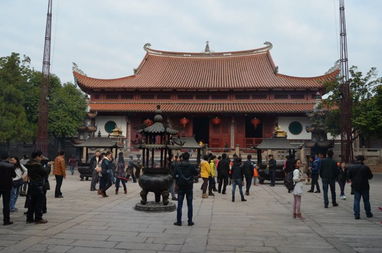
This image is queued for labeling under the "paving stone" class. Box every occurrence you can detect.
[181,244,207,252]
[40,238,75,245]
[276,247,340,253]
[127,250,156,253]
[115,242,165,250]
[0,174,381,253]
[205,244,236,251]
[0,240,14,247]
[354,248,382,253]
[47,245,73,253]
[107,235,146,243]
[67,247,126,253]
[29,244,50,252]
[235,246,277,252]
[151,237,185,244]
[71,240,117,248]
[52,233,109,241]
[164,244,183,251]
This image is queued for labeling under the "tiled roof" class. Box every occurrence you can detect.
[88,100,316,113]
[74,42,339,91]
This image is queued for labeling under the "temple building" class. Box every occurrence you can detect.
[73,42,338,151]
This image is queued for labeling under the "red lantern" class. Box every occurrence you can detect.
[211,117,221,125]
[251,117,261,128]
[143,118,153,126]
[179,117,190,128]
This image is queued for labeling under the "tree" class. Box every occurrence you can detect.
[26,71,64,128]
[0,52,88,149]
[48,82,87,149]
[0,53,35,145]
[323,66,382,140]
[353,85,382,138]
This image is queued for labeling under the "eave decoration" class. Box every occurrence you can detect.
[211,117,221,125]
[251,117,261,128]
[179,117,190,128]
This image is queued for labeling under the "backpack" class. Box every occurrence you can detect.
[175,167,193,187]
[284,171,295,191]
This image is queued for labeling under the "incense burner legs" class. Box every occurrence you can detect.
[137,172,173,207]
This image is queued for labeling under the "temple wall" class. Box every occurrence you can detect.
[95,116,127,137]
[277,116,311,140]
[91,114,336,149]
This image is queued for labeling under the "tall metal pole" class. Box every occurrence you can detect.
[36,0,53,154]
[339,0,353,162]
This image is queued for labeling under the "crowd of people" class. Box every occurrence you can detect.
[0,151,51,225]
[197,153,258,202]
[0,148,380,227]
[171,149,379,224]
[292,150,375,220]
[89,151,141,197]
[171,152,259,226]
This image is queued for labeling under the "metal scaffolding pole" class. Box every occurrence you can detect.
[36,0,53,154]
[339,0,353,162]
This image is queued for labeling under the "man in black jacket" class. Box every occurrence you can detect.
[99,151,113,197]
[173,152,198,226]
[0,152,16,225]
[231,157,246,202]
[268,154,277,186]
[25,151,49,224]
[348,155,373,220]
[320,150,339,208]
[243,155,254,195]
[217,153,230,194]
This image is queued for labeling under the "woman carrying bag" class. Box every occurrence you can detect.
[9,156,28,212]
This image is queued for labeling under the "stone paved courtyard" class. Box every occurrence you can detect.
[1,173,381,253]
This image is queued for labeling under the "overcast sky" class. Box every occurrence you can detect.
[1,0,381,84]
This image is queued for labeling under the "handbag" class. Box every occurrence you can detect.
[22,173,29,182]
[95,166,102,173]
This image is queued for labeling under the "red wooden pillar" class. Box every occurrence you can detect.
[235,116,246,148]
[262,116,276,138]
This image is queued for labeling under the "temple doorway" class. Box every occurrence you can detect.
[193,117,210,144]
[245,116,263,138]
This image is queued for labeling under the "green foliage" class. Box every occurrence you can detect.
[0,53,34,142]
[48,82,87,138]
[0,52,87,143]
[323,66,382,138]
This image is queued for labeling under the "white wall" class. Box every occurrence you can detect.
[95,116,127,137]
[277,117,312,140]
[277,116,340,140]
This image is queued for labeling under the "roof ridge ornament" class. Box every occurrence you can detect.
[264,41,273,48]
[144,43,152,51]
[144,43,162,55]
[326,59,341,74]
[263,41,273,50]
[204,41,210,53]
[72,62,86,76]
